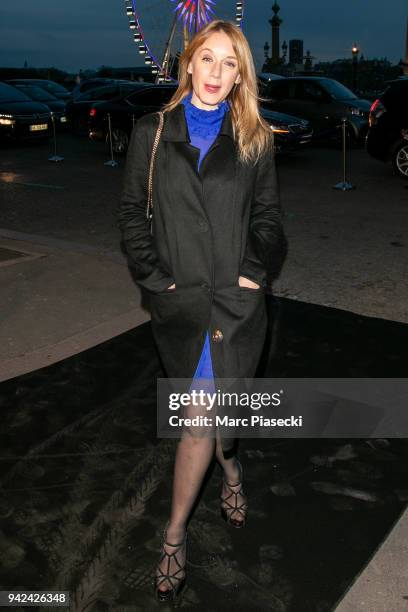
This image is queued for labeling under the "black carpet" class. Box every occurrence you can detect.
[0,296,407,612]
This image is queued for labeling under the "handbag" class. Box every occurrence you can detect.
[146,111,164,235]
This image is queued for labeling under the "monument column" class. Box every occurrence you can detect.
[269,2,283,65]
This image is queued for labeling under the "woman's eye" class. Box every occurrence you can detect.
[201,56,236,68]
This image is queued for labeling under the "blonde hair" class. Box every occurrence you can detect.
[161,19,274,165]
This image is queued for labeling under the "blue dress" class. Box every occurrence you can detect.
[181,91,229,393]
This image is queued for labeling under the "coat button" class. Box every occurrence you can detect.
[197,219,208,232]
[211,329,223,343]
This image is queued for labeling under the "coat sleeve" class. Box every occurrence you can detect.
[117,115,175,293]
[239,144,288,288]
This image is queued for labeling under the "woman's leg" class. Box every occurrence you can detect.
[156,428,215,592]
[215,430,247,523]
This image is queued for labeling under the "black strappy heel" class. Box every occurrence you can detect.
[154,521,187,602]
[220,458,248,528]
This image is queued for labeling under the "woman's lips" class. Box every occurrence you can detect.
[204,84,221,93]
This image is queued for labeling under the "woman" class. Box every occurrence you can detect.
[118,19,287,602]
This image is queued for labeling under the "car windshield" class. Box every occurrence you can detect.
[17,86,57,101]
[76,86,118,101]
[0,82,31,102]
[321,79,357,100]
[42,82,69,94]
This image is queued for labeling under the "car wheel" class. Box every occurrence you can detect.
[108,128,129,155]
[392,139,408,179]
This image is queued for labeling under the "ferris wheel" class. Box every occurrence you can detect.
[124,1,245,83]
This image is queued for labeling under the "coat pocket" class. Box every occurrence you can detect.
[149,286,206,324]
[237,284,263,294]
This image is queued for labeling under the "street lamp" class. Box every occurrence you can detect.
[351,43,359,92]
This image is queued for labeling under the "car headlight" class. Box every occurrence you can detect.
[0,114,16,126]
[270,123,290,134]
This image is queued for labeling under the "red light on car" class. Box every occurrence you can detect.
[89,108,97,117]
[369,99,385,127]
[370,99,379,113]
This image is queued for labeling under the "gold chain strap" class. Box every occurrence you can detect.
[147,111,164,228]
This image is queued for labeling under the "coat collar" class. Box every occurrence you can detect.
[161,102,234,143]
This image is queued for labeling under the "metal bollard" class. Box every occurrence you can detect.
[333,118,355,191]
[104,113,118,167]
[48,112,64,162]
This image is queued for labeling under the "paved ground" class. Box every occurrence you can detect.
[0,232,148,381]
[1,132,407,328]
[0,132,407,611]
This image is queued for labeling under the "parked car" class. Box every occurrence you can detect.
[66,82,144,135]
[89,84,178,152]
[0,81,51,142]
[260,76,371,145]
[258,72,286,85]
[366,78,408,179]
[88,83,313,155]
[5,83,67,130]
[261,108,313,154]
[6,79,71,101]
[71,78,138,99]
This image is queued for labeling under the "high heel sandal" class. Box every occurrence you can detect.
[220,458,248,528]
[154,521,187,602]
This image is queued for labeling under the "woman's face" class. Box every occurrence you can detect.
[187,31,241,110]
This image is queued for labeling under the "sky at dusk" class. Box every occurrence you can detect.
[0,1,407,73]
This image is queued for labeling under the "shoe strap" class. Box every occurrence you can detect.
[223,458,243,487]
[162,537,186,549]
[162,521,187,548]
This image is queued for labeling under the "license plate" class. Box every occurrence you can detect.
[29,124,48,131]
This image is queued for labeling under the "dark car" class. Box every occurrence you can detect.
[366,78,408,179]
[5,83,68,130]
[71,78,139,99]
[88,84,313,155]
[66,82,144,135]
[0,81,51,142]
[260,76,371,145]
[260,108,313,154]
[89,84,179,152]
[6,79,71,101]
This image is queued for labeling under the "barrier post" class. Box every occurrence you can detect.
[333,118,355,191]
[48,112,64,162]
[104,113,118,167]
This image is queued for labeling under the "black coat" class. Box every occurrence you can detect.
[118,103,287,449]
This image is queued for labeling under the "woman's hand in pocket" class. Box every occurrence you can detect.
[238,276,260,289]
